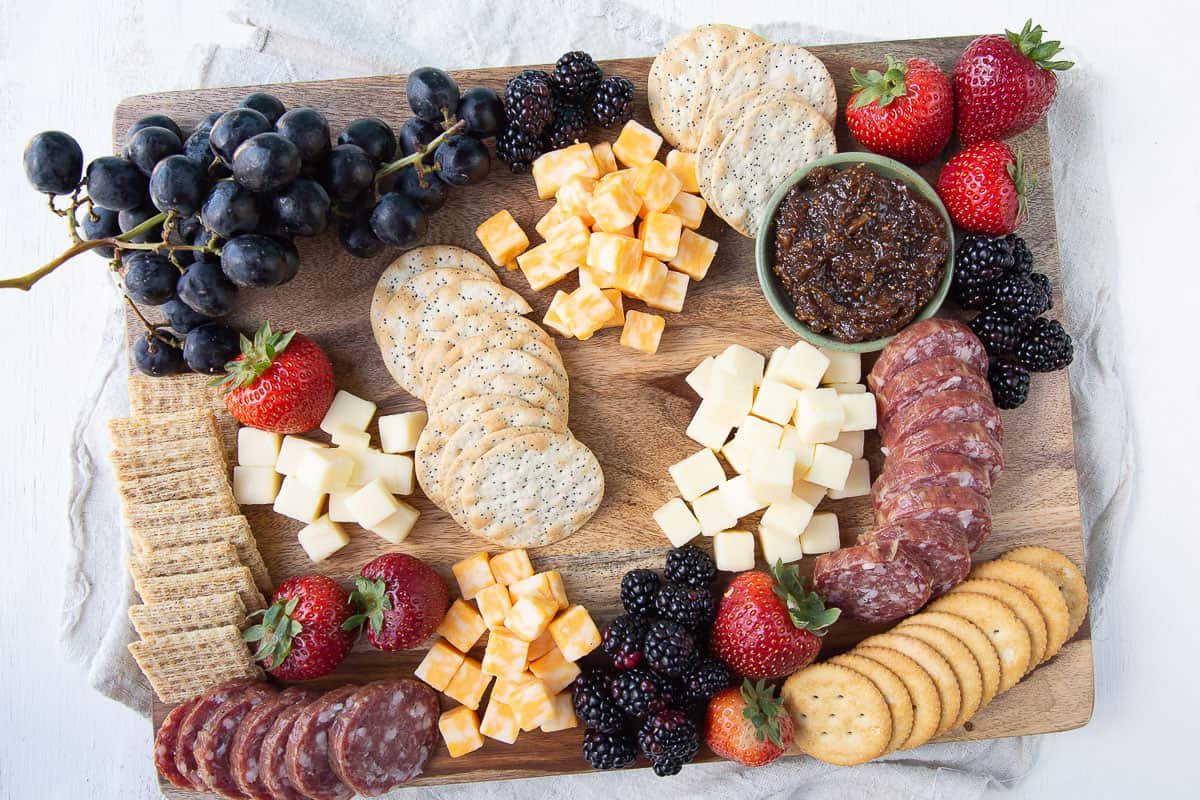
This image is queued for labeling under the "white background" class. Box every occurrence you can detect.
[0,1,1195,797]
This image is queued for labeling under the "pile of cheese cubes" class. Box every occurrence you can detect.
[653,341,877,572]
[231,389,428,562]
[420,549,601,757]
[474,120,719,355]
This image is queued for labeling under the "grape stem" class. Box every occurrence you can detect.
[372,118,466,191]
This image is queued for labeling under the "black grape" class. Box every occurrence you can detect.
[149,155,210,215]
[337,118,396,165]
[318,144,374,203]
[161,297,214,333]
[81,206,120,258]
[239,92,286,126]
[177,261,238,317]
[126,114,183,145]
[407,67,461,123]
[268,178,330,236]
[132,331,186,376]
[118,205,163,243]
[23,131,83,195]
[276,108,331,163]
[200,179,260,238]
[433,136,490,185]
[192,112,224,135]
[127,126,182,176]
[396,166,448,212]
[208,108,272,166]
[398,117,441,156]
[220,234,299,288]
[85,156,148,211]
[232,132,300,192]
[457,87,505,138]
[337,210,384,258]
[370,193,426,247]
[183,129,214,166]
[183,323,241,373]
[123,252,178,305]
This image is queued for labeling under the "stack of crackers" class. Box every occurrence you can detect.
[648,24,839,236]
[782,545,1088,765]
[114,375,270,703]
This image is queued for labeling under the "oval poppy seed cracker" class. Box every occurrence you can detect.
[422,321,562,397]
[781,662,893,766]
[1001,546,1089,640]
[926,591,1032,693]
[429,348,569,414]
[858,632,962,738]
[702,40,837,131]
[695,88,805,204]
[437,405,566,499]
[970,559,1072,663]
[430,373,566,428]
[444,424,562,527]
[829,653,914,755]
[687,40,776,150]
[370,246,495,350]
[852,645,941,751]
[900,610,1002,708]
[950,578,1048,670]
[890,623,983,729]
[440,331,566,392]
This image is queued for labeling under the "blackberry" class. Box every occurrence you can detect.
[987,272,1051,321]
[504,70,554,134]
[544,101,590,151]
[654,582,715,631]
[642,620,696,676]
[582,727,638,770]
[1006,233,1035,273]
[638,710,699,776]
[574,668,625,732]
[951,233,1016,310]
[681,657,733,704]
[968,308,1021,356]
[495,125,543,174]
[620,569,661,616]
[590,76,635,128]
[1016,317,1074,372]
[1029,272,1053,310]
[664,544,716,587]
[988,358,1031,410]
[551,51,603,103]
[601,614,648,669]
[610,668,667,719]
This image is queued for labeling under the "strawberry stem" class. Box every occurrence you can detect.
[212,321,296,393]
[1005,19,1074,71]
[849,54,909,109]
[1007,147,1037,225]
[740,679,788,748]
[770,560,841,634]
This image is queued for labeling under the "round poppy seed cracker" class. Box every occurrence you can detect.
[829,653,914,754]
[438,406,565,510]
[429,373,566,427]
[695,88,806,204]
[443,423,562,527]
[686,39,774,150]
[951,578,1048,669]
[890,623,983,729]
[781,662,892,766]
[1001,546,1089,640]
[900,611,1001,708]
[926,591,1032,693]
[460,431,603,547]
[852,645,941,750]
[370,246,495,348]
[416,312,557,397]
[858,632,961,737]
[440,332,566,391]
[702,41,837,131]
[429,348,569,413]
[970,560,1072,663]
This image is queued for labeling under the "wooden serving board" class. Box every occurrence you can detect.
[115,36,1093,795]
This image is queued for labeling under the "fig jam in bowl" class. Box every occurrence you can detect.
[754,152,954,353]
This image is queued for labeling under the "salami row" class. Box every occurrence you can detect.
[154,678,437,799]
[814,319,1004,624]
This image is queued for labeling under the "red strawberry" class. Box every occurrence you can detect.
[710,563,839,680]
[245,574,355,681]
[705,679,794,767]
[936,141,1034,235]
[845,55,954,165]
[345,553,449,651]
[215,322,334,434]
[954,20,1074,145]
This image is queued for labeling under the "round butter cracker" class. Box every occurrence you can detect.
[701,41,837,129]
[781,662,893,766]
[891,623,984,729]
[900,611,1001,708]
[970,559,1072,664]
[1001,546,1089,640]
[951,578,1048,670]
[429,373,566,427]
[829,653,914,755]
[858,632,962,738]
[852,645,941,751]
[927,591,1032,693]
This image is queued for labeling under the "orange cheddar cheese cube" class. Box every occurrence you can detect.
[634,160,683,213]
[585,232,642,278]
[587,177,640,232]
[543,570,569,610]
[489,548,534,585]
[509,572,555,603]
[561,285,619,340]
[414,639,465,692]
[542,290,574,338]
[439,706,484,757]
[555,175,596,225]
[548,605,601,661]
[481,627,531,677]
[591,141,618,175]
[451,552,495,600]
[616,256,668,303]
[504,595,559,642]
[475,210,529,268]
[612,120,663,167]
[620,310,666,355]
[480,699,521,744]
[444,656,492,710]
[516,242,576,291]
[532,142,599,199]
[510,677,554,730]
[539,691,579,733]
[640,211,683,260]
[645,269,690,313]
[535,203,571,240]
[599,289,625,328]
[491,671,537,706]
[526,629,557,663]
[544,214,591,264]
[669,228,718,281]
[666,191,707,230]
[529,646,581,694]
[666,149,701,193]
[475,582,513,629]
[436,599,487,653]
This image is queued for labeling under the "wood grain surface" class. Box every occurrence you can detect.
[114,37,1093,794]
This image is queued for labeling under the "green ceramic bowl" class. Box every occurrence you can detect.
[754,152,955,353]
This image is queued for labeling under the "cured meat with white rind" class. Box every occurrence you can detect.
[329,680,439,796]
[173,679,259,791]
[867,319,988,393]
[881,389,1002,449]
[195,683,277,796]
[884,422,1004,481]
[859,520,971,597]
[812,540,933,623]
[155,697,201,789]
[231,688,318,800]
[871,451,993,509]
[876,484,993,552]
[875,355,990,425]
[285,685,357,800]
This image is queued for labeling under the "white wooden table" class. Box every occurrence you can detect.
[0,1,1195,797]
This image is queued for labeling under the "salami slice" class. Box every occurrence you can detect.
[260,698,316,800]
[196,684,278,797]
[872,451,993,508]
[231,689,318,800]
[859,520,971,597]
[877,484,993,552]
[329,680,439,795]
[875,355,989,424]
[812,540,933,623]
[155,697,202,789]
[885,422,1004,480]
[867,319,988,393]
[285,685,357,800]
[174,679,261,790]
[881,389,1002,449]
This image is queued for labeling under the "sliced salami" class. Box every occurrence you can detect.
[329,680,439,796]
[231,689,318,800]
[812,540,933,623]
[872,451,993,508]
[260,698,316,800]
[196,684,278,797]
[155,697,201,790]
[876,355,989,424]
[867,319,988,393]
[885,421,1004,481]
[881,389,1002,449]
[859,519,971,597]
[877,484,993,552]
[174,679,260,790]
[285,685,357,800]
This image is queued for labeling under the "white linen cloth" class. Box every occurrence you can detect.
[60,1,1132,796]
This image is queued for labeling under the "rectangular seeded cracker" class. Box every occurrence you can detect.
[127,515,270,590]
[116,463,235,506]
[108,408,219,447]
[128,591,246,640]
[127,625,261,704]
[130,540,240,578]
[109,435,226,481]
[130,565,265,612]
[126,374,238,462]
[121,495,241,526]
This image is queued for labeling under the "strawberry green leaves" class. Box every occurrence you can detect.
[243,595,303,669]
[849,54,910,109]
[343,576,394,635]
[739,678,789,749]
[212,320,296,392]
[770,560,841,634]
[1005,19,1074,71]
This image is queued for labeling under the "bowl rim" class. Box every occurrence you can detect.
[753,152,956,353]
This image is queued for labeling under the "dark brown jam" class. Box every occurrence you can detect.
[771,163,949,342]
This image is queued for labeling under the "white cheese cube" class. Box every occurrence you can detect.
[237,427,281,467]
[320,389,377,434]
[829,382,867,394]
[379,411,427,453]
[713,530,756,572]
[751,380,801,426]
[233,465,281,505]
[831,429,865,459]
[839,393,877,432]
[793,388,845,443]
[776,341,830,390]
[685,356,716,398]
[806,444,853,491]
[828,458,872,499]
[792,479,828,507]
[820,349,861,385]
[691,489,738,536]
[705,376,754,423]
[353,450,414,494]
[731,415,783,450]
[719,442,753,475]
[330,425,370,450]
[779,426,817,473]
[273,474,326,523]
[718,474,768,519]
[297,515,349,562]
[763,347,789,382]
[686,401,733,450]
[800,512,841,554]
[759,526,804,566]
[346,478,401,528]
[367,501,419,544]
[275,435,327,476]
[715,344,765,386]
[747,448,796,503]
[653,498,702,547]
[668,448,726,501]
[327,489,355,523]
[760,494,816,536]
[295,448,356,493]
